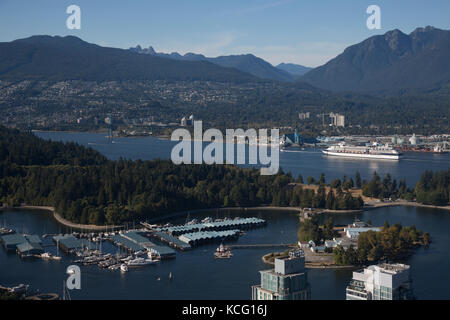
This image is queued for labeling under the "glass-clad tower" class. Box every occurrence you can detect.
[252,249,310,300]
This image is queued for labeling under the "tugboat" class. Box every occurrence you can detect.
[214,243,233,259]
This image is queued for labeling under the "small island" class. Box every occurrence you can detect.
[263,216,431,269]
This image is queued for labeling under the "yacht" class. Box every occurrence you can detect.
[126,257,158,267]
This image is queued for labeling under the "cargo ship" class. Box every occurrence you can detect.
[322,142,401,160]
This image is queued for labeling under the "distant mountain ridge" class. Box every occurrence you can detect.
[0,35,259,83]
[129,45,300,82]
[300,26,450,93]
[276,63,312,78]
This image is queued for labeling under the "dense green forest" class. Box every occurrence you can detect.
[333,222,430,266]
[361,170,450,206]
[0,127,364,225]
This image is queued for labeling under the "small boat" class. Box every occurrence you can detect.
[186,219,198,225]
[201,217,213,223]
[147,251,160,261]
[40,252,52,259]
[134,250,146,257]
[0,227,15,236]
[11,284,29,294]
[120,264,128,272]
[214,243,233,259]
[39,252,61,261]
[120,255,134,262]
[169,272,172,281]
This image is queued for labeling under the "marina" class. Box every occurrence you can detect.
[0,133,448,299]
[1,206,449,299]
[1,215,267,276]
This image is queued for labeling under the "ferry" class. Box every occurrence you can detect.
[322,142,401,160]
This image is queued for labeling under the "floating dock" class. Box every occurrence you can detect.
[178,230,240,247]
[156,217,266,236]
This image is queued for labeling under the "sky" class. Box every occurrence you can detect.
[0,0,449,67]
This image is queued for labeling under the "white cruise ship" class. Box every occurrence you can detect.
[322,142,401,160]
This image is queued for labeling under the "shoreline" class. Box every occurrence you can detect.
[1,205,121,231]
[2,201,448,230]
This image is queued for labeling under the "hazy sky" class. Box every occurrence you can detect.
[0,0,449,67]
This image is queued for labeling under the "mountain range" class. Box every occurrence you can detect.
[129,45,311,82]
[300,26,450,94]
[0,35,258,83]
[0,26,448,95]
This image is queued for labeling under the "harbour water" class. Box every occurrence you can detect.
[1,206,450,299]
[0,131,448,299]
[35,131,450,187]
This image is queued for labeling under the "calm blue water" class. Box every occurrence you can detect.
[0,131,448,299]
[1,206,449,299]
[35,131,450,187]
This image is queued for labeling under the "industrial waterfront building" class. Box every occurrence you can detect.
[252,249,311,300]
[346,263,414,300]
